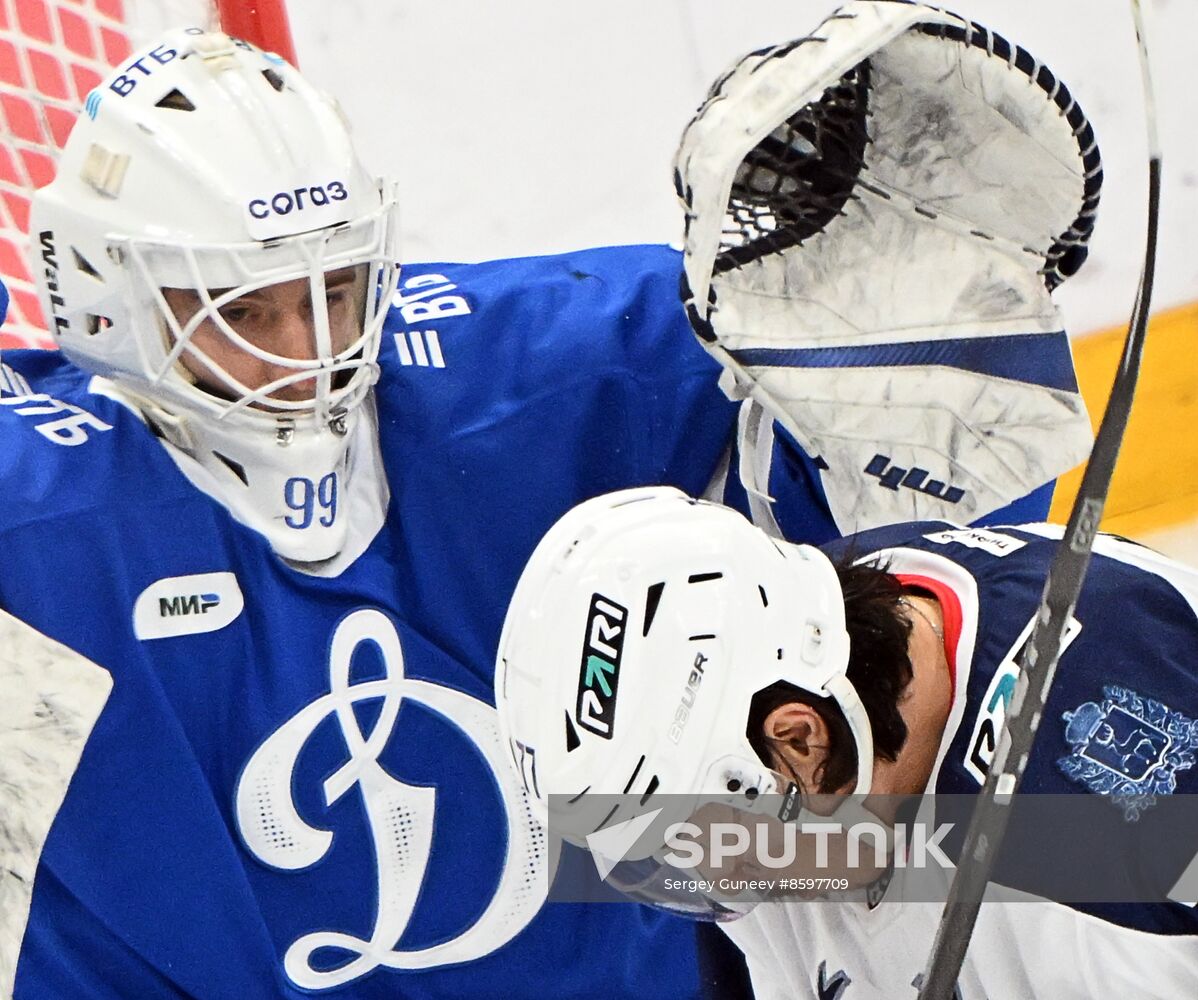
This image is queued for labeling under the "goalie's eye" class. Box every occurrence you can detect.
[323,267,360,314]
[218,301,254,324]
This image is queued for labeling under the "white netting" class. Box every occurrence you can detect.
[0,0,218,348]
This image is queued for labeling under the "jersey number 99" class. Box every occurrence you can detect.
[285,474,338,529]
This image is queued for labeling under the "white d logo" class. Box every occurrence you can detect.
[235,608,548,990]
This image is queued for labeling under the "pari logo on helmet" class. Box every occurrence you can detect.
[575,593,628,739]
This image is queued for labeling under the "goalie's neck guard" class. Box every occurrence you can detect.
[94,376,389,571]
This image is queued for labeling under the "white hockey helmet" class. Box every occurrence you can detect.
[495,487,874,851]
[30,29,400,562]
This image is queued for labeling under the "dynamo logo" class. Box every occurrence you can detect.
[235,609,546,989]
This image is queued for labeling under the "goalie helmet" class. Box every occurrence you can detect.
[30,29,400,563]
[495,486,872,849]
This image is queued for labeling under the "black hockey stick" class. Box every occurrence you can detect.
[917,3,1162,997]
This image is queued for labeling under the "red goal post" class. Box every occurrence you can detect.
[0,0,296,349]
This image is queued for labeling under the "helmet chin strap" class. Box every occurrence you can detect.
[824,674,875,796]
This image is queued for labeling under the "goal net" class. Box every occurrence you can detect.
[0,0,293,349]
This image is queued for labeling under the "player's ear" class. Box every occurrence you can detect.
[762,701,830,780]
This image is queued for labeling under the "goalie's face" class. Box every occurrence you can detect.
[161,266,369,408]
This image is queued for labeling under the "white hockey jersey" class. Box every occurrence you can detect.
[722,522,1198,1000]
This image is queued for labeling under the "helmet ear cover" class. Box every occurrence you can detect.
[747,559,915,794]
[495,487,880,850]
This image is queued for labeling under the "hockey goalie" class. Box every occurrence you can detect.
[0,1,1116,998]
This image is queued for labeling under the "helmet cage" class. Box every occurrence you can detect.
[118,184,400,428]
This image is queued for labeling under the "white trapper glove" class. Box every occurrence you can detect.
[676,0,1099,534]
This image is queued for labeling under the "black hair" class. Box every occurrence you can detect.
[746,556,913,793]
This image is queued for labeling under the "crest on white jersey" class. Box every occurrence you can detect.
[1060,685,1198,821]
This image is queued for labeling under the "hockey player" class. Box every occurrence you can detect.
[495,486,1198,999]
[0,3,1106,997]
[0,31,732,1000]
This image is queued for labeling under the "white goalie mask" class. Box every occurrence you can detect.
[496,487,872,852]
[30,29,401,564]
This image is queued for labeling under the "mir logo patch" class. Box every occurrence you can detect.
[158,593,221,617]
[133,572,243,640]
[576,594,627,739]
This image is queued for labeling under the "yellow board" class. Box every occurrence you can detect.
[1048,301,1198,537]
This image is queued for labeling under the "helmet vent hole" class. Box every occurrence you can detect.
[622,754,646,793]
[642,581,665,637]
[639,775,660,806]
[688,572,722,584]
[758,585,769,607]
[84,314,112,336]
[212,450,249,485]
[597,804,620,830]
[72,248,103,282]
[688,633,716,641]
[83,313,112,337]
[564,711,581,753]
[262,68,286,92]
[155,88,196,112]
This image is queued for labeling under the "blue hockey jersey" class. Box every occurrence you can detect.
[821,521,1198,809]
[0,246,1067,998]
[0,246,741,999]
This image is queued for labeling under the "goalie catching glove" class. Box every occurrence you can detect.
[676,0,1101,533]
